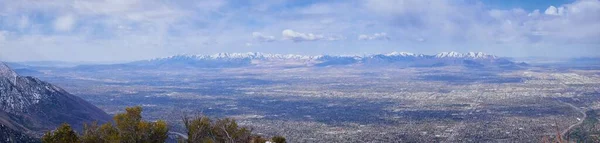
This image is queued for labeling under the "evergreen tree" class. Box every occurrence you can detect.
[271,136,286,143]
[213,118,252,143]
[41,123,79,143]
[183,116,253,143]
[113,106,168,143]
[250,136,267,143]
[80,122,101,143]
[98,123,120,143]
[113,106,143,143]
[40,106,283,143]
[42,106,168,143]
[183,116,214,143]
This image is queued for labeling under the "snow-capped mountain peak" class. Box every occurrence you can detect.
[149,52,502,63]
[210,52,264,59]
[385,52,417,57]
[436,51,462,58]
[151,52,320,61]
[435,51,496,59]
[466,52,495,59]
[107,51,520,69]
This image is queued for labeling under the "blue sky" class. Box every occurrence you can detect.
[0,0,598,62]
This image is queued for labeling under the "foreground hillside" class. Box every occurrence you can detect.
[0,124,38,143]
[0,62,111,139]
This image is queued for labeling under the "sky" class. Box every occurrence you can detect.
[0,0,598,62]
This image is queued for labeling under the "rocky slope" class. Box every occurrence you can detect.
[0,124,38,143]
[0,62,111,137]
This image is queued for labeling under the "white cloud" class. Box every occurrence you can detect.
[358,33,390,40]
[528,9,541,17]
[280,29,344,42]
[544,6,566,15]
[545,6,558,15]
[282,29,324,42]
[0,0,599,61]
[54,15,76,32]
[530,0,600,43]
[252,32,276,42]
[365,0,600,46]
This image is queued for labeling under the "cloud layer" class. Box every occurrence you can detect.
[252,32,276,42]
[359,33,390,40]
[0,0,598,61]
[282,29,325,42]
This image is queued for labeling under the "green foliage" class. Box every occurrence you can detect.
[80,121,101,143]
[80,122,120,143]
[40,106,285,143]
[41,106,168,143]
[213,118,252,142]
[251,136,268,143]
[41,123,79,143]
[182,116,254,143]
[108,106,169,143]
[113,106,142,142]
[184,116,212,142]
[140,120,169,143]
[98,123,120,143]
[271,136,286,143]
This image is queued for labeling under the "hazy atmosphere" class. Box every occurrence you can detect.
[1,1,600,143]
[1,0,599,62]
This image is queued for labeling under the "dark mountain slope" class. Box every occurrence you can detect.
[0,124,38,143]
[0,62,111,137]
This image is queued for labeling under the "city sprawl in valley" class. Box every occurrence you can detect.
[7,52,599,142]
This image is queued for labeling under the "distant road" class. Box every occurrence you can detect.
[559,101,587,138]
[169,131,189,140]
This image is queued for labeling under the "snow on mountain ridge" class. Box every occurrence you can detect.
[436,51,496,59]
[150,52,498,61]
[0,62,112,135]
[150,52,320,61]
[385,52,414,56]
[0,62,18,83]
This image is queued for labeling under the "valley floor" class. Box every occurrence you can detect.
[24,66,600,142]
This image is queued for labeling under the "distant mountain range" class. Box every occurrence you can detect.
[0,62,111,139]
[89,51,525,69]
[144,51,498,61]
